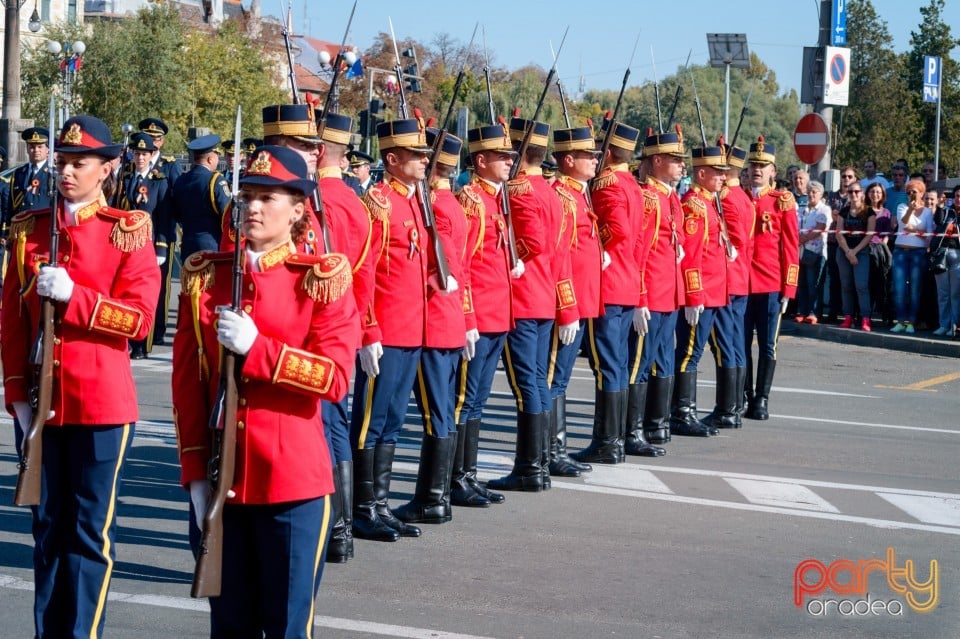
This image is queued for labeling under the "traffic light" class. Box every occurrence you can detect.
[358,109,370,137]
[405,64,422,93]
[369,98,385,115]
[358,106,384,139]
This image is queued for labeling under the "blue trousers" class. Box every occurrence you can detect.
[455,332,507,424]
[548,320,586,396]
[503,318,553,414]
[892,246,927,323]
[637,310,678,381]
[675,307,718,373]
[710,294,747,368]
[210,496,332,639]
[745,292,783,360]
[321,398,352,464]
[31,423,134,639]
[412,348,460,437]
[586,305,635,392]
[350,346,422,449]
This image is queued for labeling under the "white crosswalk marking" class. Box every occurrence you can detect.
[724,478,840,512]
[876,493,960,526]
[584,466,673,493]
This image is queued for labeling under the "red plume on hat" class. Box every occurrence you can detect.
[604,110,612,121]
[305,93,320,120]
[717,134,726,147]
[413,108,425,131]
[513,107,520,117]
[426,117,436,128]
[675,123,683,142]
[586,118,594,134]
[647,127,653,137]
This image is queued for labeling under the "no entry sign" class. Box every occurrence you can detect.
[793,113,829,165]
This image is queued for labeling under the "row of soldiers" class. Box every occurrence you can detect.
[163,99,798,563]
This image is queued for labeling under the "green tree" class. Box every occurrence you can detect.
[907,0,960,174]
[837,0,921,171]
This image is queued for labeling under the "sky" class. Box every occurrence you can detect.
[270,0,959,99]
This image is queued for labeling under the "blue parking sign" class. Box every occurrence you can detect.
[923,56,941,104]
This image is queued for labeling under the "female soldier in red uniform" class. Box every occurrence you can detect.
[172,145,359,638]
[2,115,160,638]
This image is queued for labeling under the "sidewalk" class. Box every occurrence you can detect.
[783,320,960,358]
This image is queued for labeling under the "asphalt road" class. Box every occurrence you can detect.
[1,325,958,638]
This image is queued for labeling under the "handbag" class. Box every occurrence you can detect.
[929,247,948,274]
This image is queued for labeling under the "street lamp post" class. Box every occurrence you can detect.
[47,39,85,130]
[1,0,36,165]
[317,46,358,113]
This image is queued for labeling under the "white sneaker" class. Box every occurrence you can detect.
[933,327,949,336]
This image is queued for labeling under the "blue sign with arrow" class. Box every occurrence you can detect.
[831,0,847,46]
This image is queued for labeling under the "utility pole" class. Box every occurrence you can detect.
[1,0,34,165]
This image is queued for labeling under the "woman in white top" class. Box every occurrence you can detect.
[795,180,829,323]
[891,179,936,333]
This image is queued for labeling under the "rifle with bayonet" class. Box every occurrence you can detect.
[191,106,243,599]
[665,49,692,128]
[14,95,58,507]
[687,65,735,261]
[111,123,134,209]
[589,33,640,193]
[651,46,663,133]
[480,26,520,270]
[549,41,572,128]
[389,18,452,290]
[427,22,477,183]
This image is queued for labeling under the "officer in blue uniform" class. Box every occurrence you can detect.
[139,117,182,191]
[122,132,174,357]
[345,150,373,196]
[221,138,238,184]
[7,127,53,218]
[171,134,231,261]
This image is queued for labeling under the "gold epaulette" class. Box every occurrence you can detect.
[457,185,484,218]
[507,175,533,198]
[555,185,577,218]
[719,186,729,200]
[777,190,796,211]
[9,209,43,238]
[362,185,391,222]
[181,251,229,295]
[162,154,176,163]
[287,252,352,304]
[683,196,707,217]
[591,169,618,192]
[98,208,153,252]
[643,190,659,214]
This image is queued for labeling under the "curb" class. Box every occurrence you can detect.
[784,322,960,358]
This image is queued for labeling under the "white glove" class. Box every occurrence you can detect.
[510,258,525,279]
[217,309,259,356]
[441,275,459,296]
[463,328,479,361]
[684,304,704,326]
[601,251,612,271]
[157,256,167,266]
[632,307,650,336]
[726,245,739,262]
[12,401,32,440]
[189,480,211,532]
[779,296,790,315]
[558,321,579,346]
[676,244,685,264]
[359,341,383,377]
[37,266,75,302]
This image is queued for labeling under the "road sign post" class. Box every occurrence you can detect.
[924,55,942,175]
[794,113,830,166]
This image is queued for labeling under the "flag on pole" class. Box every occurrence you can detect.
[345,57,363,79]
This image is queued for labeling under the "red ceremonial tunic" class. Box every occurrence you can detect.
[749,186,800,298]
[637,177,684,313]
[427,178,468,347]
[457,177,514,333]
[2,198,160,425]
[508,168,564,320]
[361,176,430,347]
[553,174,603,319]
[173,245,359,504]
[591,164,644,307]
[720,179,755,297]
[681,184,728,308]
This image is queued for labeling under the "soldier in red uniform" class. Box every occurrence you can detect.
[743,137,799,420]
[457,123,522,496]
[542,125,605,472]
[704,140,755,428]
[670,144,734,437]
[575,119,662,461]
[492,113,590,488]
[2,115,160,639]
[628,127,687,447]
[393,128,467,523]
[352,117,455,542]
[173,145,359,637]
[314,111,375,562]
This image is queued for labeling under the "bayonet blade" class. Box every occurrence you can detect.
[231,106,242,198]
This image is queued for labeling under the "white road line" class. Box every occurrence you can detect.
[876,493,960,527]
[773,414,958,435]
[0,574,499,639]
[724,478,839,512]
[584,466,673,494]
[630,462,960,499]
